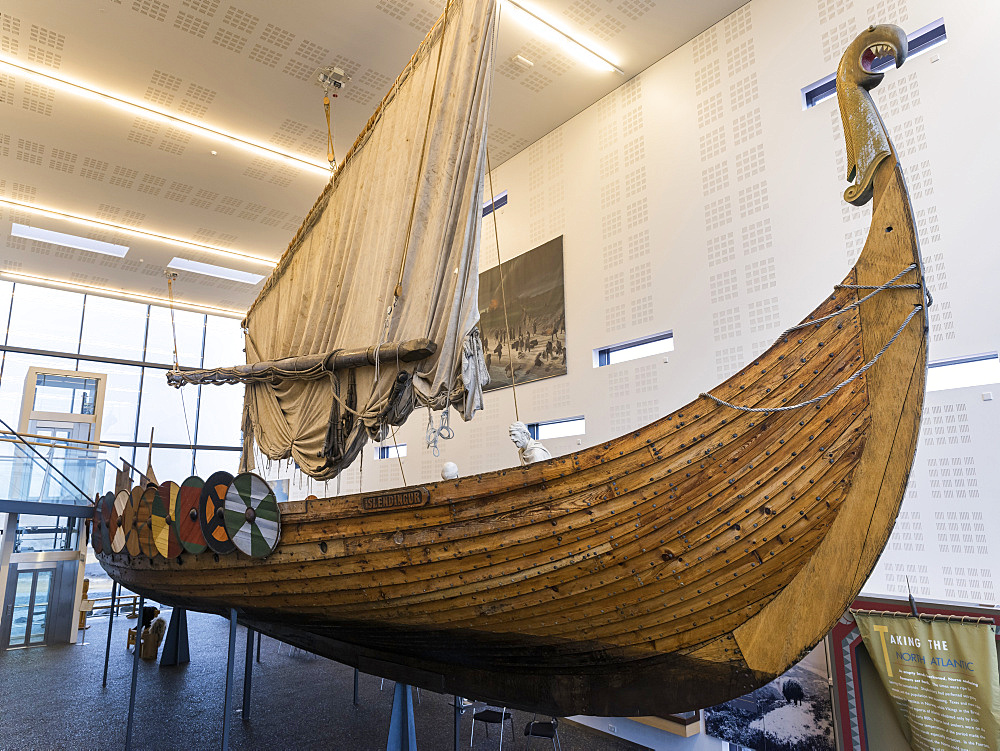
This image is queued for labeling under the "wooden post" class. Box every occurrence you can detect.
[125,594,144,751]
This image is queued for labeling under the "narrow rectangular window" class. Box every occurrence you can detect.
[483,190,508,218]
[527,416,585,440]
[595,331,673,367]
[374,443,407,460]
[802,19,946,109]
[927,352,1000,392]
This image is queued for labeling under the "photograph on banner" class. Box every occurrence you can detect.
[704,642,836,750]
[478,236,567,391]
[854,611,1000,751]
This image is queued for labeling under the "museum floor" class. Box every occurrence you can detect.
[0,609,648,750]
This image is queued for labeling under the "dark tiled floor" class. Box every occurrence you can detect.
[0,609,649,751]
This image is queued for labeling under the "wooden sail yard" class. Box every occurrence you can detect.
[99,24,927,716]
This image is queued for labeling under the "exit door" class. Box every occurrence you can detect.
[7,568,54,647]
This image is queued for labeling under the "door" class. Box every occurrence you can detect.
[7,568,54,648]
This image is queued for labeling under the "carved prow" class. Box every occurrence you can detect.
[837,24,908,206]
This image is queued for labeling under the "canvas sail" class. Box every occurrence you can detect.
[174,0,497,479]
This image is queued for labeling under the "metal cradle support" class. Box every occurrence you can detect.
[453,696,463,751]
[222,609,238,751]
[242,626,254,721]
[160,607,190,667]
[124,594,144,751]
[102,580,118,688]
[386,682,417,751]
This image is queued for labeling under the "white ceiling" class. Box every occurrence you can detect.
[0,0,746,315]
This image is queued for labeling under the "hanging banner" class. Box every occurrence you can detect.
[853,610,1000,751]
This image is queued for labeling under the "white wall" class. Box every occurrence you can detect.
[274,0,1000,612]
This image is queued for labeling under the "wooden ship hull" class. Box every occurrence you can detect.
[100,165,925,717]
[98,22,927,716]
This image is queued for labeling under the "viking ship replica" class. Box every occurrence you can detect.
[95,1,928,717]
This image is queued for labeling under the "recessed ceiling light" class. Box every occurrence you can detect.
[504,0,623,74]
[0,54,331,177]
[0,270,245,319]
[167,257,265,285]
[0,197,275,267]
[11,223,129,257]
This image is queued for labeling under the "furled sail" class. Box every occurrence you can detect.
[170,0,497,479]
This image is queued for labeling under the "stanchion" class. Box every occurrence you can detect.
[386,683,417,751]
[242,627,254,721]
[160,608,190,666]
[255,630,261,663]
[102,580,118,688]
[353,668,360,706]
[453,696,463,751]
[124,594,144,750]
[221,609,237,751]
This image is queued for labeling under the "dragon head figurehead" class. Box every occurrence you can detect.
[836,24,908,206]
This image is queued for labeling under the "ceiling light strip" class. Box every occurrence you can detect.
[0,271,246,319]
[0,55,331,177]
[504,0,624,75]
[0,197,276,267]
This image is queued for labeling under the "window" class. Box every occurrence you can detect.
[375,443,406,460]
[595,331,673,367]
[528,416,585,440]
[802,19,947,109]
[483,190,508,218]
[927,352,1000,392]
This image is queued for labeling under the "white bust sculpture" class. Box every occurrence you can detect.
[508,421,552,466]
[441,461,459,480]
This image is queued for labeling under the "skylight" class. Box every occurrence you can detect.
[11,223,129,257]
[167,257,266,285]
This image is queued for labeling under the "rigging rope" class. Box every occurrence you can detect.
[323,94,336,169]
[165,272,198,473]
[702,304,923,413]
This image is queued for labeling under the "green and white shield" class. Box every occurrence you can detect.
[223,473,280,558]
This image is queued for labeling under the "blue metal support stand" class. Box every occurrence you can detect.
[242,627,254,721]
[102,580,118,687]
[124,594,144,751]
[386,683,417,751]
[353,668,360,706]
[453,696,462,751]
[221,609,237,751]
[160,607,189,667]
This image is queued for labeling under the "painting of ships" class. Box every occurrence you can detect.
[95,1,927,717]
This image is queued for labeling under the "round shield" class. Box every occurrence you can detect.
[200,471,236,555]
[100,491,114,553]
[223,473,281,558]
[175,476,208,554]
[136,486,158,559]
[152,481,182,559]
[124,486,141,557]
[110,489,129,553]
[91,496,105,555]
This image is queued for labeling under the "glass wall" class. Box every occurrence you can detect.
[0,281,243,489]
